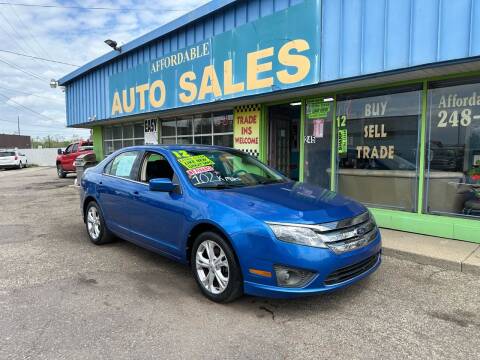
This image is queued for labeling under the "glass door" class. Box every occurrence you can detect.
[303,98,334,189]
[268,103,301,180]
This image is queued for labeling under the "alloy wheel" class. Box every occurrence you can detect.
[87,206,101,240]
[195,240,229,294]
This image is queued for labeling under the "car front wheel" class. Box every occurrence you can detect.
[191,232,243,303]
[85,201,115,245]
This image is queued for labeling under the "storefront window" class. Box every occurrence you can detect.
[426,79,480,218]
[214,134,233,147]
[160,111,233,146]
[161,138,176,145]
[177,117,193,136]
[103,122,144,155]
[194,136,212,145]
[194,114,212,134]
[336,87,422,212]
[213,112,233,133]
[177,137,193,144]
[161,120,176,137]
[123,125,134,139]
[134,123,144,138]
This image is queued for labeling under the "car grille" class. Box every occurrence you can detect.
[311,211,379,254]
[324,253,380,285]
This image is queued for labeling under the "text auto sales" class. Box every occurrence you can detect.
[111,39,311,115]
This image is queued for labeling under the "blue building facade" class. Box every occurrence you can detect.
[59,0,480,243]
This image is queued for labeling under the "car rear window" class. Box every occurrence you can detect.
[0,151,15,157]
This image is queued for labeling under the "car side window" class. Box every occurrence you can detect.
[72,144,78,153]
[140,152,178,183]
[64,145,73,154]
[105,151,139,179]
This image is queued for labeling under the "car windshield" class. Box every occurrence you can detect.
[172,148,288,189]
[0,151,15,157]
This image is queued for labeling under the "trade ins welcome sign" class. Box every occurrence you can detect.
[108,0,321,117]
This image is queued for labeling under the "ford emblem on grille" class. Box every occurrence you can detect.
[356,227,366,236]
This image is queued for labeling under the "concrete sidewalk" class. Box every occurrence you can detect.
[381,228,480,275]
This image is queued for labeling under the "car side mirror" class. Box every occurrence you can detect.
[57,149,63,155]
[149,178,175,192]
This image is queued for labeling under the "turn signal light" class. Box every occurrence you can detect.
[249,268,272,278]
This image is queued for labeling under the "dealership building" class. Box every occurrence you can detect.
[59,0,480,243]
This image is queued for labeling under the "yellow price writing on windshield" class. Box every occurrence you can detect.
[178,155,214,170]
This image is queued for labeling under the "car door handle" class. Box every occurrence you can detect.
[132,191,139,196]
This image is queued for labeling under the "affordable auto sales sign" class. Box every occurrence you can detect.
[108,0,321,117]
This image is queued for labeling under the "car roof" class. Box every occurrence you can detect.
[120,144,237,152]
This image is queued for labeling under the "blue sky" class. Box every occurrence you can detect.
[0,0,208,141]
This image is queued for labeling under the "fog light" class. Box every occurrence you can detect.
[273,265,315,288]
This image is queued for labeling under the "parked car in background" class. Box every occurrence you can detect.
[0,149,28,169]
[80,145,381,303]
[56,140,94,178]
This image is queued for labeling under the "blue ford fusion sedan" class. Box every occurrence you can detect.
[80,145,381,302]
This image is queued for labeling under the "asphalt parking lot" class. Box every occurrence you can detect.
[1,166,480,360]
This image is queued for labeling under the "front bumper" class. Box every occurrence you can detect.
[241,231,382,298]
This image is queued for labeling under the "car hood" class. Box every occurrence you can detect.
[201,181,366,224]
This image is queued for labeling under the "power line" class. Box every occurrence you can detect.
[0,84,63,101]
[0,118,65,130]
[0,92,58,122]
[0,18,48,71]
[0,56,48,82]
[0,2,185,12]
[5,0,56,72]
[0,49,79,67]
[0,10,47,69]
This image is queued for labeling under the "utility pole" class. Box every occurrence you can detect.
[17,115,20,135]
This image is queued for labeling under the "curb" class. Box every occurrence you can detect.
[382,244,480,276]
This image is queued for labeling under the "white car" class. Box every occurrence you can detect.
[0,149,28,169]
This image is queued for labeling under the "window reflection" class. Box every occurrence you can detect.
[426,80,480,218]
[336,88,422,212]
[160,111,233,146]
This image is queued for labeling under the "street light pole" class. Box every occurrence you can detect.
[17,115,20,135]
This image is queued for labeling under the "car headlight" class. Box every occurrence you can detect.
[266,223,328,248]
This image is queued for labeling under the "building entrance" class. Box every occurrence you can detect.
[268,103,301,181]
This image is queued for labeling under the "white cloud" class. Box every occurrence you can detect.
[0,0,209,140]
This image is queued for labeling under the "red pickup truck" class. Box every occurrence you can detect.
[56,140,94,178]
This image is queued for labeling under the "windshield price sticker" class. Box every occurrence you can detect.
[178,154,214,170]
[172,150,191,159]
[186,166,215,176]
[190,172,221,185]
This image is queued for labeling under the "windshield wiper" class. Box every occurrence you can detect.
[257,179,286,185]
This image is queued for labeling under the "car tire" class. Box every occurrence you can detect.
[57,164,66,178]
[18,161,23,169]
[85,201,115,245]
[191,231,243,303]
